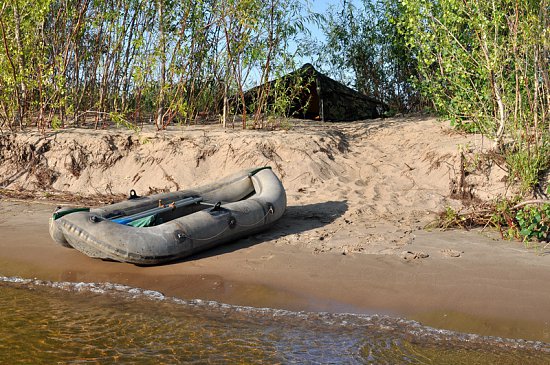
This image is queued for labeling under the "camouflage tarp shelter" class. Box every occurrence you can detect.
[245,63,387,121]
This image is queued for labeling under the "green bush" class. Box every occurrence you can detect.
[516,204,550,243]
[397,0,549,192]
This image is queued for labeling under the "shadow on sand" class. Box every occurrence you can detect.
[179,200,349,262]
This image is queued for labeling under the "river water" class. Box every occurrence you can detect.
[1,276,548,364]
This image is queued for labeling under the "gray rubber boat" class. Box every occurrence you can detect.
[49,167,286,265]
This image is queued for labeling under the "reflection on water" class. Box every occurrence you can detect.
[0,277,549,364]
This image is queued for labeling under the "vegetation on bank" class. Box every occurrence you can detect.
[397,0,549,194]
[0,0,548,240]
[398,0,548,243]
[431,192,550,246]
[320,0,549,193]
[0,0,315,131]
[318,0,548,243]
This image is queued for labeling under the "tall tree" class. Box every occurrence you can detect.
[320,0,420,112]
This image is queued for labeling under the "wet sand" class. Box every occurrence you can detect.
[1,200,549,342]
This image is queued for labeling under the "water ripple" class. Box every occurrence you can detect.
[1,275,549,364]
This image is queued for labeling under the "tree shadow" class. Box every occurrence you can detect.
[178,200,349,262]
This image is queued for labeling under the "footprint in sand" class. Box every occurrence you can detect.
[401,251,429,260]
[440,249,463,258]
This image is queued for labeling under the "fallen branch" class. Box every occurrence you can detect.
[512,200,550,210]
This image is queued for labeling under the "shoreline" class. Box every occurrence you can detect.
[1,199,549,342]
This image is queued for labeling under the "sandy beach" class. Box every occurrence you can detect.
[1,116,549,342]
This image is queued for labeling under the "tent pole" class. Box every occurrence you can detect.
[316,78,324,122]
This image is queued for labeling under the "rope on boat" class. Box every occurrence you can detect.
[185,205,274,241]
[232,205,274,227]
[184,224,232,242]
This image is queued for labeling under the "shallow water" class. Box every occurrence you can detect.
[1,276,549,364]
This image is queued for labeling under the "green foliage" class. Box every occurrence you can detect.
[396,0,549,192]
[0,0,307,131]
[268,70,314,119]
[489,197,519,240]
[109,112,139,132]
[488,197,550,244]
[504,143,550,193]
[431,196,550,246]
[437,206,462,229]
[50,115,61,130]
[516,204,550,243]
[319,0,421,112]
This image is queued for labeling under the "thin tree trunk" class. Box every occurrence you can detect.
[121,10,138,113]
[0,15,20,130]
[254,0,275,126]
[222,79,228,128]
[13,2,26,130]
[156,0,166,130]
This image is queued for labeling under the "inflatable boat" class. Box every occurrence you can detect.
[49,167,286,265]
